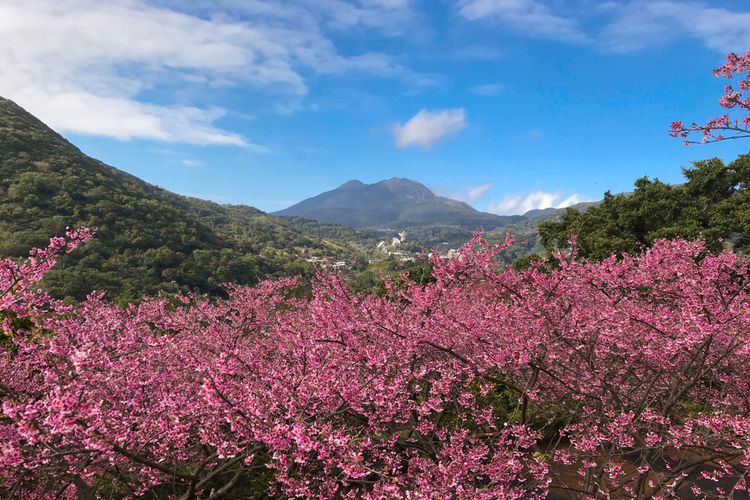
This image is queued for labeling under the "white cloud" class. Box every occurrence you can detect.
[182,0,420,37]
[437,182,493,203]
[392,108,467,149]
[488,190,588,215]
[467,182,493,200]
[456,0,587,42]
[306,0,420,36]
[180,159,205,167]
[470,83,504,96]
[0,0,410,146]
[16,91,254,147]
[599,1,750,53]
[454,0,750,54]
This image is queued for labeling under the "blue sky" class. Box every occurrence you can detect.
[2,0,750,214]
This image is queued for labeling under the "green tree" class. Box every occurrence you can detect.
[539,153,750,259]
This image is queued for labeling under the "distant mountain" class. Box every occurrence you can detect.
[275,178,524,229]
[0,97,369,302]
[521,201,599,220]
[0,96,604,302]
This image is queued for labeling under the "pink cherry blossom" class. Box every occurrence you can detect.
[2,230,750,497]
[671,51,750,144]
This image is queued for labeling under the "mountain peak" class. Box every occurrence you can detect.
[274,177,520,229]
[378,177,426,187]
[340,179,365,188]
[380,177,418,184]
[376,178,434,198]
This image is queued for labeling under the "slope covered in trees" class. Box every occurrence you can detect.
[538,154,750,260]
[0,97,370,302]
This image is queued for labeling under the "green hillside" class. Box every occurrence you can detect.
[0,97,370,303]
[12,93,740,305]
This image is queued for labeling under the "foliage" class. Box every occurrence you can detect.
[2,232,750,498]
[0,97,370,303]
[670,51,750,144]
[0,97,584,304]
[538,153,750,259]
[346,256,435,296]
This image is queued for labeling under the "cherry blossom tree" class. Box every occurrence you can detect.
[671,51,750,145]
[2,231,750,498]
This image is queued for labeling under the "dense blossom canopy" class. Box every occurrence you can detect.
[671,51,750,144]
[2,231,750,498]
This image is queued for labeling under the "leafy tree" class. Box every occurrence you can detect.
[539,153,750,259]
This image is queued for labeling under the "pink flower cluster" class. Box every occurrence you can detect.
[2,231,750,498]
[670,51,750,145]
[0,227,93,316]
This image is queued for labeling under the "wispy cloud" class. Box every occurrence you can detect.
[470,83,504,96]
[456,0,587,43]
[187,0,421,37]
[436,182,493,203]
[599,1,750,53]
[180,159,205,167]
[0,0,412,146]
[392,108,467,149]
[467,182,493,200]
[303,0,420,37]
[487,190,588,215]
[454,0,750,54]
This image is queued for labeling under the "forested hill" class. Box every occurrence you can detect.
[538,154,750,259]
[0,97,369,303]
[275,177,523,229]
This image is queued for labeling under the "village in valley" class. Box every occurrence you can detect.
[303,230,461,270]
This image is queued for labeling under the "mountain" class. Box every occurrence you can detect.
[521,201,599,220]
[0,96,604,302]
[0,97,370,302]
[275,178,524,229]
